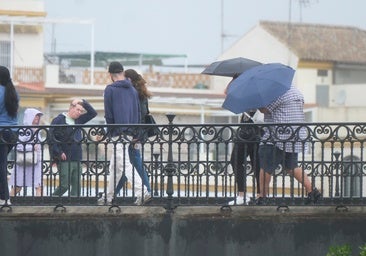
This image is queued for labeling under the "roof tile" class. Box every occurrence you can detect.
[260,21,366,64]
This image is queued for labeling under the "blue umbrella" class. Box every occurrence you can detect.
[222,63,295,114]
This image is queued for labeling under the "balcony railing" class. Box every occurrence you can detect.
[2,115,366,211]
[13,66,211,89]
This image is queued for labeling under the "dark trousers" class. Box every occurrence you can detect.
[0,130,15,200]
[230,141,260,194]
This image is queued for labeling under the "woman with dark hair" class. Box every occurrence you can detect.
[114,69,152,205]
[0,66,19,206]
[225,74,263,205]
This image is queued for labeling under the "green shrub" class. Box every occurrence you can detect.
[359,244,366,256]
[326,243,366,256]
[326,244,352,256]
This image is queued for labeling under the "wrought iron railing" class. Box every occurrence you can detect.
[2,114,366,210]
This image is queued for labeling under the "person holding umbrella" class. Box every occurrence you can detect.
[222,63,321,205]
[204,57,264,205]
[224,75,263,205]
[228,109,263,205]
[256,86,321,205]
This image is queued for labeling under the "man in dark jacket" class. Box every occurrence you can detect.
[51,98,97,196]
[99,61,148,205]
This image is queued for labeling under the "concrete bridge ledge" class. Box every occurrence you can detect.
[1,205,366,218]
[1,205,366,256]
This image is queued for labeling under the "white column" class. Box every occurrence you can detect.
[10,20,14,77]
[90,21,95,86]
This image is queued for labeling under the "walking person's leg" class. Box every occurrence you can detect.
[288,167,312,193]
[103,142,144,204]
[228,142,249,205]
[128,143,151,193]
[106,143,125,203]
[0,131,15,205]
[115,174,127,196]
[0,143,10,202]
[285,153,321,204]
[248,142,261,196]
[257,144,281,205]
[123,143,148,205]
[258,169,272,199]
[10,186,22,196]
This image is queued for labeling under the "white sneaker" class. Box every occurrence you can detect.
[0,199,11,206]
[228,196,250,205]
[134,191,152,205]
[97,193,112,205]
[143,191,152,204]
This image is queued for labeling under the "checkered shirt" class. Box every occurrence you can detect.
[260,111,273,143]
[265,86,307,153]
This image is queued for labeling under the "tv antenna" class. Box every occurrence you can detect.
[220,0,238,53]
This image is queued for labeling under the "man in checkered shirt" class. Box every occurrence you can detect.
[255,86,321,205]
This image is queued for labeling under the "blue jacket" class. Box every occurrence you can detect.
[50,100,97,162]
[104,79,140,136]
[0,85,18,127]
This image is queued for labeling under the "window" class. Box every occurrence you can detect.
[317,69,328,77]
[316,85,329,107]
[0,41,11,67]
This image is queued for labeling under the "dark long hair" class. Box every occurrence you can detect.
[124,69,152,100]
[0,66,19,118]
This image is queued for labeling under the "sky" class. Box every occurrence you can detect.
[44,0,366,66]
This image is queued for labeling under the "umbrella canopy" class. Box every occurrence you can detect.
[222,63,295,114]
[201,57,262,77]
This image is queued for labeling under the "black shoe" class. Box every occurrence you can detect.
[247,197,256,205]
[306,188,322,204]
[255,197,267,205]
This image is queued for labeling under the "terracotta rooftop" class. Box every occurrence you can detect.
[260,21,366,64]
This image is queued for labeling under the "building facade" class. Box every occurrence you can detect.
[212,21,366,122]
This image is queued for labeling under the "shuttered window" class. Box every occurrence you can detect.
[0,41,11,67]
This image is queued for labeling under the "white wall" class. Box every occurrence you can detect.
[0,0,45,67]
[0,32,43,67]
[0,0,44,12]
[318,106,366,122]
[329,84,366,108]
[220,25,297,66]
[296,69,316,103]
[296,68,332,104]
[210,24,299,92]
[13,33,44,67]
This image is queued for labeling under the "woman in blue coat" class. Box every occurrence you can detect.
[0,66,19,206]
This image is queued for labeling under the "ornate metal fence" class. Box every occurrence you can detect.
[2,115,366,209]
